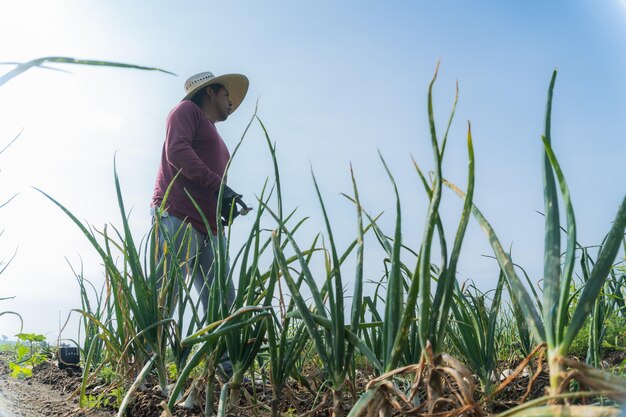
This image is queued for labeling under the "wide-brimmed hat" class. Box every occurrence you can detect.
[183,72,249,113]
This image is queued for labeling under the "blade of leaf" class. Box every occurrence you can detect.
[541,70,560,349]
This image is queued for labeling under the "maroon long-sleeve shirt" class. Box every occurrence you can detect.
[151,100,230,235]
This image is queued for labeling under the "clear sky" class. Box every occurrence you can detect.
[0,1,625,339]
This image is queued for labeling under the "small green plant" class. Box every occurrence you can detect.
[9,362,31,378]
[9,333,48,378]
[81,386,124,410]
[167,362,178,381]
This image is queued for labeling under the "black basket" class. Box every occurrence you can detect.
[58,345,80,370]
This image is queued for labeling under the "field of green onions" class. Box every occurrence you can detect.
[3,62,626,417]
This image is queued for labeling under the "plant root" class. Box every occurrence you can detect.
[357,343,481,417]
[556,357,626,403]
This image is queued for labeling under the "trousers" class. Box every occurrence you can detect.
[151,210,235,316]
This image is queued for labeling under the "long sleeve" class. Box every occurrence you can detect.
[164,102,222,192]
[151,100,230,235]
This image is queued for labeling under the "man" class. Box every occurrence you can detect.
[150,70,249,316]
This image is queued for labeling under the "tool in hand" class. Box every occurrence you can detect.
[218,185,252,225]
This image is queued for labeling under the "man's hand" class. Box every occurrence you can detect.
[217,185,250,225]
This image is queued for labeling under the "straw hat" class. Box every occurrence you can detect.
[183,71,249,113]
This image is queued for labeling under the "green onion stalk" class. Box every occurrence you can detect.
[448,273,505,403]
[347,64,478,417]
[38,166,205,415]
[267,164,377,417]
[214,183,278,412]
[445,71,626,411]
[256,117,323,417]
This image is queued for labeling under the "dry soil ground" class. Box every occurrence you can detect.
[0,356,116,417]
[1,351,624,417]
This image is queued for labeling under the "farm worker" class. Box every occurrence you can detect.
[150,71,250,373]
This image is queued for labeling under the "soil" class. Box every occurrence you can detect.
[0,354,205,417]
[0,352,340,417]
[0,354,113,417]
[1,350,624,417]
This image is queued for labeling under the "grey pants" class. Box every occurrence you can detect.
[151,211,235,376]
[151,210,235,316]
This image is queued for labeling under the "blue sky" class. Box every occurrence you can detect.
[0,1,625,338]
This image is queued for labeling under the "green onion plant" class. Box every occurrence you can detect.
[448,273,505,401]
[347,64,476,417]
[268,164,375,417]
[445,71,626,412]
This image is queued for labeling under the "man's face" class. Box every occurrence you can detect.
[209,86,232,122]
